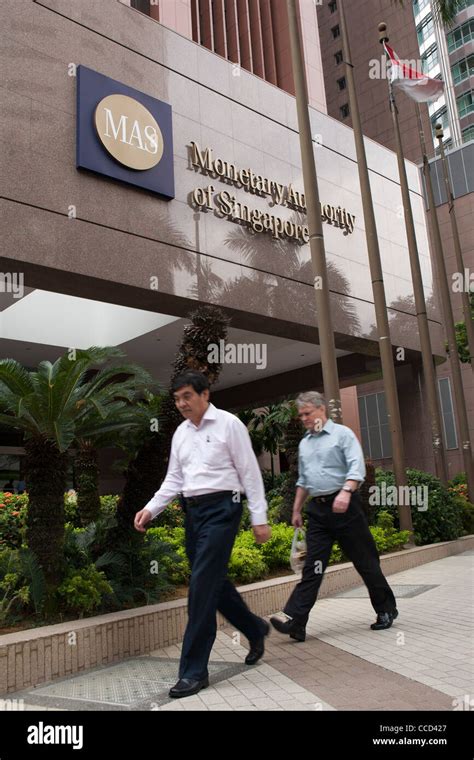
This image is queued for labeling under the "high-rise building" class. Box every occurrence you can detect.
[317,0,473,478]
[412,0,473,148]
[123,0,327,112]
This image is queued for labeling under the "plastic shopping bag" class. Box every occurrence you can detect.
[290,528,307,574]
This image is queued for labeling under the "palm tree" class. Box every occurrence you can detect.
[0,347,153,594]
[245,405,292,487]
[238,400,303,522]
[74,389,155,527]
[394,0,464,26]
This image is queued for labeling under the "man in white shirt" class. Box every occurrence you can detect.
[134,370,271,698]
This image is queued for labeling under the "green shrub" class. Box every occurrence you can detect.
[155,499,185,529]
[460,499,474,535]
[228,546,267,583]
[100,495,119,518]
[330,543,344,564]
[57,565,113,616]
[267,495,285,524]
[258,523,293,569]
[0,547,46,624]
[261,470,289,493]
[64,491,119,527]
[146,527,189,584]
[372,510,411,551]
[375,468,464,545]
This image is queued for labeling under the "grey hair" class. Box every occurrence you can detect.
[296,392,327,410]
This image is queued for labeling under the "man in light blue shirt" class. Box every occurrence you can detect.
[271,391,398,641]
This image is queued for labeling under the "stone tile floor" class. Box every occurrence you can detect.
[3,550,472,712]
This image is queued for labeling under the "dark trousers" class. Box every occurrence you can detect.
[179,492,264,681]
[284,492,396,626]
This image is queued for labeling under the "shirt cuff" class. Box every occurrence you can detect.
[249,508,268,526]
[144,501,167,520]
[296,478,306,488]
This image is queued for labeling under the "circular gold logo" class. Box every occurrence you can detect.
[94,94,164,170]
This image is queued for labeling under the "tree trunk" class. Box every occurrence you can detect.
[278,416,302,523]
[76,440,101,526]
[24,438,68,593]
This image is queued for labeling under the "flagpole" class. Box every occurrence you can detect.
[286,0,342,423]
[338,0,412,533]
[415,104,474,501]
[379,23,448,484]
[435,123,474,372]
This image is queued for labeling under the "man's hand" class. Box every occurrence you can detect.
[252,524,271,544]
[134,508,153,532]
[292,510,303,529]
[332,490,351,514]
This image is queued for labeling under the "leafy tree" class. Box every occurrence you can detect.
[0,348,151,598]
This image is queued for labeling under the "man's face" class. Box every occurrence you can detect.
[297,403,327,433]
[173,385,209,421]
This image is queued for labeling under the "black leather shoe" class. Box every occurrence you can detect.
[370,609,399,630]
[245,619,270,665]
[168,677,209,698]
[270,615,306,642]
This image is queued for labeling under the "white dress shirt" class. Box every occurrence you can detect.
[143,403,268,526]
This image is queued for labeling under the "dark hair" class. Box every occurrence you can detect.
[171,370,210,395]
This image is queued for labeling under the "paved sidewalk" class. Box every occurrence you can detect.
[3,550,473,712]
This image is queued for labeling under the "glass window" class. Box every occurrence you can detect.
[452,54,474,85]
[340,102,350,118]
[337,76,346,90]
[332,24,340,39]
[447,20,474,53]
[462,125,474,143]
[329,0,337,12]
[131,0,151,13]
[457,90,474,118]
[335,50,343,65]
[417,14,434,45]
[438,378,458,450]
[0,454,22,492]
[431,105,449,131]
[358,392,392,460]
[422,44,438,73]
[413,0,430,15]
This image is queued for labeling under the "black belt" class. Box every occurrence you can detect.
[181,490,237,507]
[311,490,342,503]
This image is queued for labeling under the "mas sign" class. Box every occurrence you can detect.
[76,66,174,199]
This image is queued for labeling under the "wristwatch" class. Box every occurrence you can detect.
[341,485,353,493]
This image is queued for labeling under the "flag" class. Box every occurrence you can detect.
[383,42,444,103]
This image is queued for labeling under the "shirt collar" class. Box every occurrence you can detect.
[185,402,217,429]
[305,418,335,437]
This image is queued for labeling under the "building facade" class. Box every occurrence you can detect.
[0,0,448,490]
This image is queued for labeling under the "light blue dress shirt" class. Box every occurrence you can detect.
[296,419,366,496]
